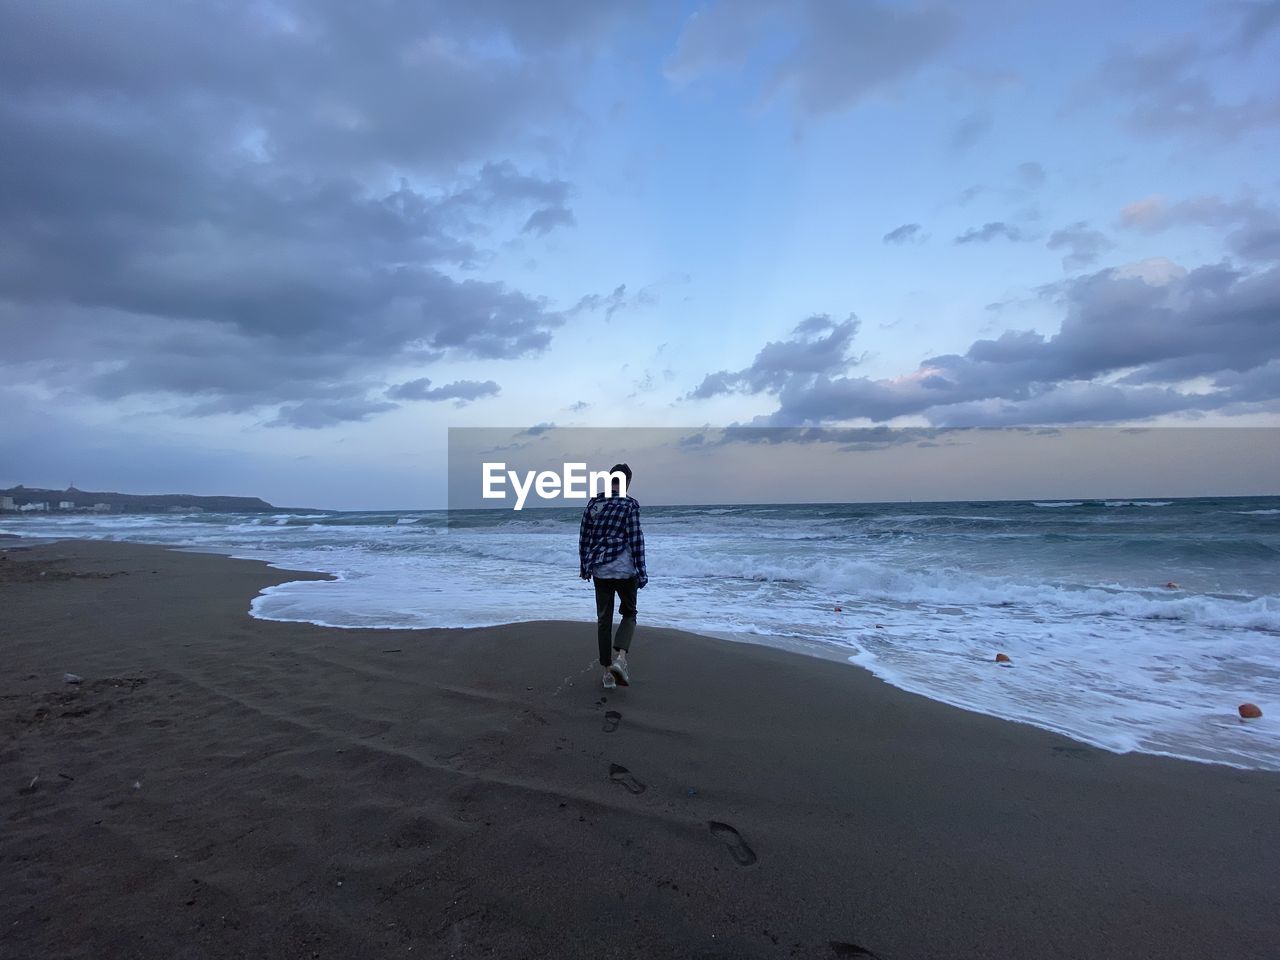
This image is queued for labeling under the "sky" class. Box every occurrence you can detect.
[1,0,1278,509]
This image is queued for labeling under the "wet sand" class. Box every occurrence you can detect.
[2,537,1277,959]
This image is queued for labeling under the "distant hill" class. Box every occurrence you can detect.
[0,485,323,514]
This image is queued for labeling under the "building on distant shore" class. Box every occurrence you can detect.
[18,502,48,512]
[0,496,14,511]
[58,500,75,510]
[91,503,112,513]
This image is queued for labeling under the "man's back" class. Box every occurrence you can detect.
[579,492,647,589]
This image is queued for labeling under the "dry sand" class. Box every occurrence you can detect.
[2,538,1277,959]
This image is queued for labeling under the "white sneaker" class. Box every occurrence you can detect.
[602,672,617,689]
[609,658,631,686]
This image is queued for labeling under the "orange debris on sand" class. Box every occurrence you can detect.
[995,653,1012,663]
[1238,703,1262,719]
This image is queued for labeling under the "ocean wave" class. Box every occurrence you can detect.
[14,499,1278,769]
[654,549,1280,631]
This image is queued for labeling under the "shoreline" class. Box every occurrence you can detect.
[3,537,1279,958]
[6,532,1272,773]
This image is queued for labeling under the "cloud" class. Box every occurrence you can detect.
[1046,222,1113,270]
[1016,161,1046,187]
[954,222,1024,244]
[267,397,400,430]
[922,382,1206,428]
[572,284,627,319]
[1092,31,1280,139]
[1211,358,1280,404]
[1228,0,1280,53]
[688,314,861,398]
[568,282,660,321]
[523,206,576,235]
[950,111,991,150]
[883,223,925,245]
[1118,194,1280,262]
[444,161,576,236]
[445,0,637,53]
[685,259,1280,425]
[665,0,958,117]
[386,378,501,404]
[0,1,620,177]
[682,425,951,454]
[0,0,627,426]
[1120,195,1254,231]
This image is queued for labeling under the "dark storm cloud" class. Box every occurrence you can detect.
[0,1,608,175]
[1233,225,1280,262]
[1046,222,1113,270]
[954,222,1024,244]
[685,260,1280,425]
[386,378,502,404]
[883,223,924,245]
[0,0,625,426]
[1211,360,1280,405]
[665,0,957,117]
[688,315,861,399]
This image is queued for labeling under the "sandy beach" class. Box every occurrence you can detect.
[2,537,1277,960]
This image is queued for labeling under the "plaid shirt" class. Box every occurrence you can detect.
[579,493,648,587]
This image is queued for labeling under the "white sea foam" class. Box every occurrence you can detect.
[6,500,1278,770]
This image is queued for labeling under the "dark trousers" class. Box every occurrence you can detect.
[593,576,637,667]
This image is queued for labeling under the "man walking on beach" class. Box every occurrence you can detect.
[579,463,648,690]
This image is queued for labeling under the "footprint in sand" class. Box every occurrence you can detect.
[708,820,757,866]
[602,710,621,733]
[829,941,883,959]
[608,762,645,794]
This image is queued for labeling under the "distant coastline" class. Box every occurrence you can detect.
[0,485,322,515]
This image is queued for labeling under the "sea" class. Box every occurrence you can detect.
[5,496,1278,771]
